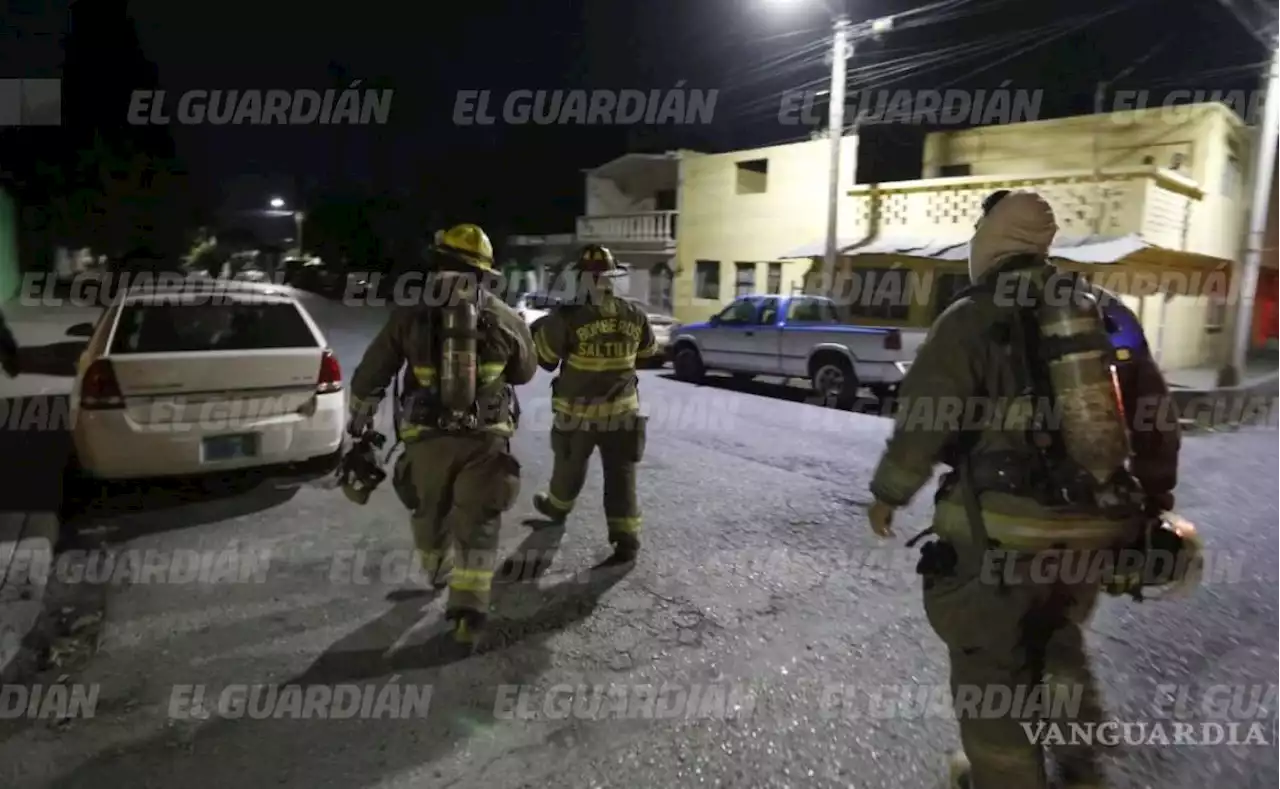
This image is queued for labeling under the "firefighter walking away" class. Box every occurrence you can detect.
[865,190,1188,789]
[346,222,537,654]
[530,244,659,565]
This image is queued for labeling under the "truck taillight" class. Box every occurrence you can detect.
[317,349,343,393]
[81,359,125,409]
[883,329,902,351]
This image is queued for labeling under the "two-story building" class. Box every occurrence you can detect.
[776,101,1272,371]
[668,135,860,325]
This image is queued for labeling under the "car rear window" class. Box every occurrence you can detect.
[110,301,318,354]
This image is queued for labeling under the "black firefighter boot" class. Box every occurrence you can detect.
[605,533,640,566]
[532,493,569,524]
[440,609,487,659]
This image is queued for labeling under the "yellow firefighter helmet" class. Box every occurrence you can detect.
[434,223,494,270]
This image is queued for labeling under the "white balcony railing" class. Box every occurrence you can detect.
[576,210,677,244]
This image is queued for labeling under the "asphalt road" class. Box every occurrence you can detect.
[1,296,1276,789]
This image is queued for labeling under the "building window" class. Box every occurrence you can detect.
[845,268,912,322]
[695,260,720,300]
[939,164,971,177]
[1206,296,1226,334]
[736,159,768,194]
[734,262,756,296]
[766,262,783,295]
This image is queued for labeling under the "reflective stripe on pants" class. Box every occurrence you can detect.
[546,425,640,541]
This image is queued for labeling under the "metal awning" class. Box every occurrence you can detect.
[779,233,1230,268]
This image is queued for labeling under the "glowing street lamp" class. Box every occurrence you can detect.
[269,197,286,209]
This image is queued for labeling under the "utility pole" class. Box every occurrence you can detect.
[823,16,851,278]
[1219,40,1280,387]
[823,15,892,278]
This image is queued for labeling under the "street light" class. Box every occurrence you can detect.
[765,1,893,277]
[266,197,306,255]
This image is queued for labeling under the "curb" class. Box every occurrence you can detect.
[0,511,61,683]
[1170,372,1279,429]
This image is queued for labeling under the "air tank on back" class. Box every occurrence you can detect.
[1037,272,1132,483]
[438,272,478,423]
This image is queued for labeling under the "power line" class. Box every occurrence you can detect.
[722,15,1109,124]
[1144,60,1272,88]
[717,0,1020,100]
[1101,33,1175,91]
[722,28,1050,120]
[890,0,1025,29]
[925,0,1148,95]
[717,37,834,95]
[751,0,1149,148]
[1215,0,1278,47]
[889,0,987,23]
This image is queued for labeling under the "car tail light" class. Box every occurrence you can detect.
[317,349,343,394]
[883,329,902,351]
[81,359,125,409]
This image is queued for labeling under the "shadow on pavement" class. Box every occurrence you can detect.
[657,372,891,416]
[46,529,632,789]
[62,472,300,547]
[16,340,87,378]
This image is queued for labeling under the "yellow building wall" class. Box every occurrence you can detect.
[922,102,1250,369]
[673,136,859,323]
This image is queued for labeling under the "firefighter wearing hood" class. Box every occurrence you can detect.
[865,190,1182,789]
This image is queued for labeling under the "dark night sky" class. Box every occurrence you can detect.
[1,0,1275,235]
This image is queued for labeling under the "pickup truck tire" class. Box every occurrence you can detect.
[810,357,858,410]
[672,344,705,383]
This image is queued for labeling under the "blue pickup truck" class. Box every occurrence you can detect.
[667,294,927,409]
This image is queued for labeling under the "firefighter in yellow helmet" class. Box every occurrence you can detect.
[529,244,659,564]
[347,222,537,654]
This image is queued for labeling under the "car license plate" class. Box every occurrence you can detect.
[202,433,259,462]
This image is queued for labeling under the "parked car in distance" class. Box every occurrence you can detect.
[621,298,678,367]
[668,294,926,408]
[514,292,551,325]
[233,267,269,283]
[69,279,345,481]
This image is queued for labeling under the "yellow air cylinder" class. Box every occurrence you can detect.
[1037,277,1132,484]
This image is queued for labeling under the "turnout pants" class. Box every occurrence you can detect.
[922,548,1107,789]
[401,433,521,621]
[542,414,646,543]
